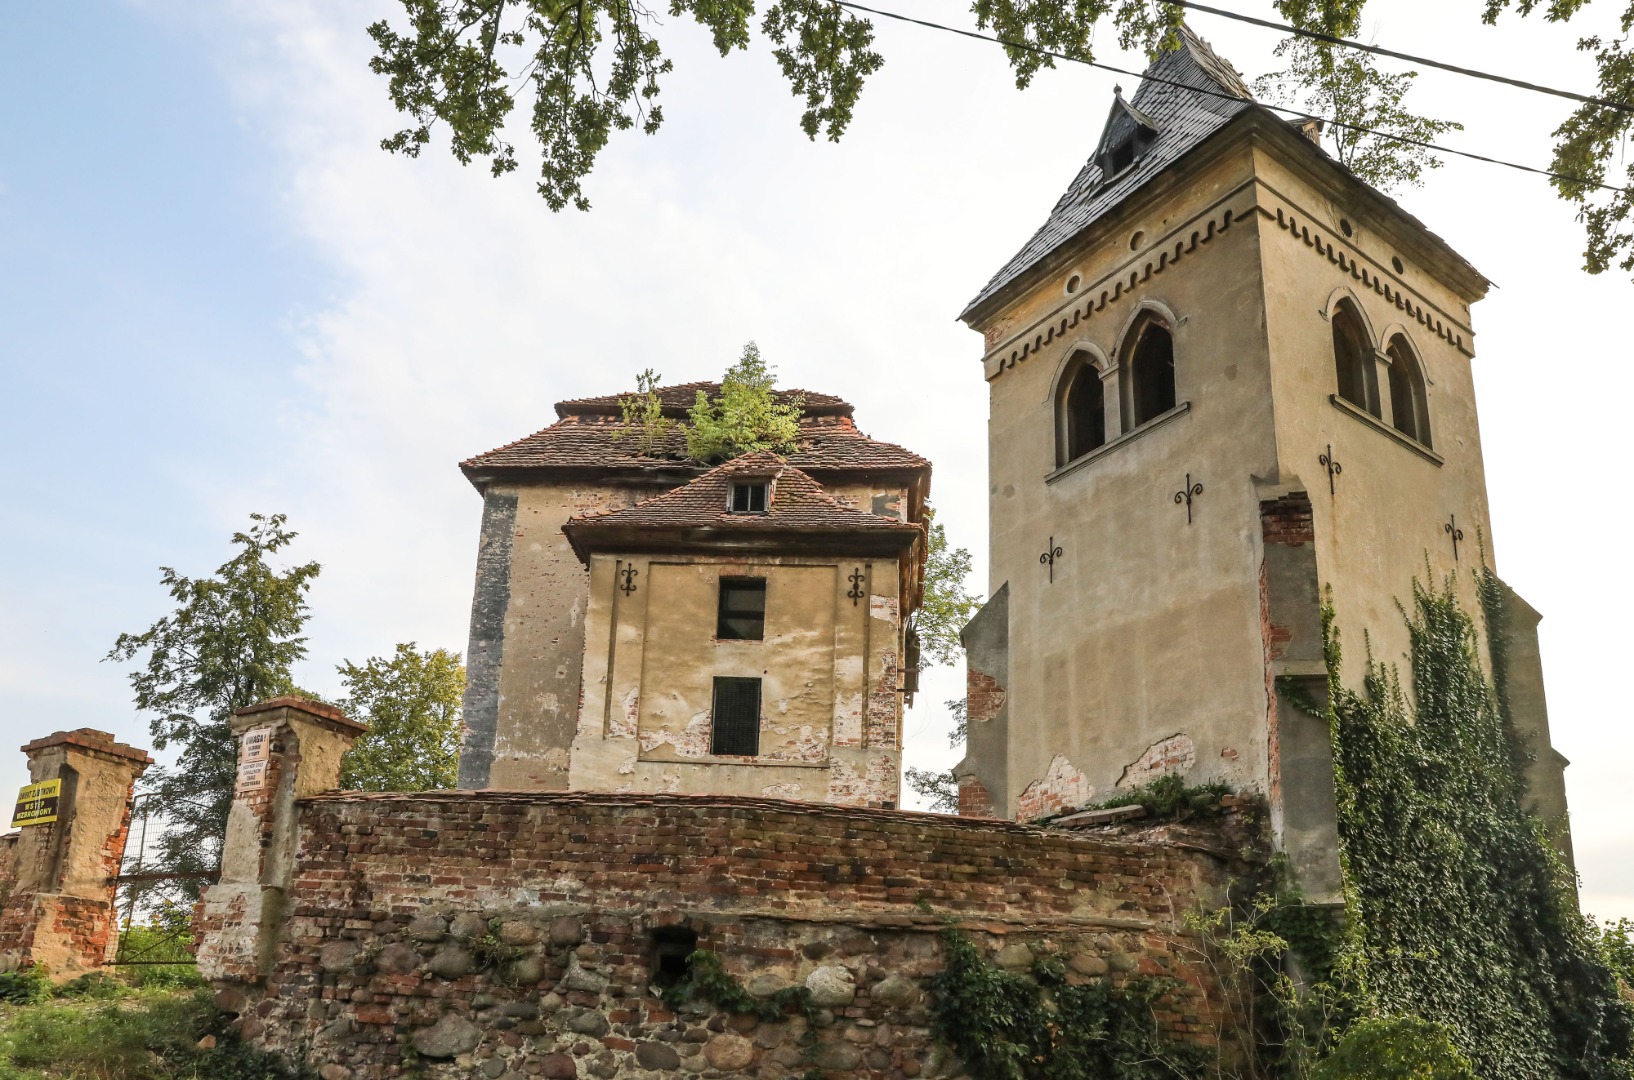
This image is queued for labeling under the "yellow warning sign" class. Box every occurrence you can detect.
[11,780,61,827]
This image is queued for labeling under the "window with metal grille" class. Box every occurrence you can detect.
[717,578,766,640]
[729,482,768,513]
[710,677,761,756]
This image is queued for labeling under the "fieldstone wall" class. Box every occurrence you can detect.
[212,790,1253,1079]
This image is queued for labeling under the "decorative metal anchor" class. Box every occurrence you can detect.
[1173,474,1204,524]
[618,565,639,596]
[1444,514,1465,561]
[1039,538,1064,583]
[1319,444,1343,495]
[847,568,866,606]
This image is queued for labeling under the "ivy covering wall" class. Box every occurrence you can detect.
[1320,569,1633,1078]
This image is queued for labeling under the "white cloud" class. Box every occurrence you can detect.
[112,0,1634,919]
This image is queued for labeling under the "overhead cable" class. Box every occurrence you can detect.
[828,0,1629,195]
[1173,0,1633,117]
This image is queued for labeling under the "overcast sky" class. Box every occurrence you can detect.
[2,0,1629,920]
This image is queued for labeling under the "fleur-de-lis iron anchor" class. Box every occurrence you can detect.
[1173,474,1204,524]
[846,568,866,606]
[1039,538,1063,583]
[618,565,639,596]
[1444,514,1465,561]
[1319,444,1343,495]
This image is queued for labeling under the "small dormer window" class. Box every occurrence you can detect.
[1106,138,1138,176]
[1092,91,1159,184]
[729,481,769,513]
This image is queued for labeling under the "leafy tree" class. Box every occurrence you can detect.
[1592,916,1634,988]
[106,514,320,885]
[368,0,1634,277]
[903,698,967,812]
[683,342,802,462]
[1253,36,1461,190]
[337,644,466,791]
[914,515,981,669]
[1310,1016,1477,1080]
[613,367,677,457]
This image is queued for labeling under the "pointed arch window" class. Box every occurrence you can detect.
[1124,317,1176,428]
[1332,300,1379,417]
[1385,335,1431,447]
[1058,353,1107,465]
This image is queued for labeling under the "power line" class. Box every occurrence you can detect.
[829,0,1629,195]
[1173,0,1633,117]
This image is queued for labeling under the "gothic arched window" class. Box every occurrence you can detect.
[1059,353,1106,465]
[1124,317,1176,428]
[1385,334,1430,447]
[1332,300,1379,416]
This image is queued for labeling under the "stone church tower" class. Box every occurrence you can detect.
[953,28,1570,896]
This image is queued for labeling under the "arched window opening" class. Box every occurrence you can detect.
[1126,320,1176,428]
[1386,335,1430,447]
[1060,356,1106,464]
[1332,301,1378,416]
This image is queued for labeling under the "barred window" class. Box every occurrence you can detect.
[710,677,761,756]
[717,578,766,640]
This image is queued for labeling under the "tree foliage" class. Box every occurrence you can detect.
[369,0,1634,277]
[914,515,981,670]
[1309,1016,1476,1080]
[613,367,677,456]
[337,644,466,791]
[683,341,801,462]
[106,514,320,884]
[367,0,882,211]
[1253,36,1462,190]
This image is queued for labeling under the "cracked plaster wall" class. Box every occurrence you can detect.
[573,554,905,807]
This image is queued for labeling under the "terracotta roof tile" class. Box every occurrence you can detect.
[565,452,922,540]
[462,413,928,476]
[554,382,851,419]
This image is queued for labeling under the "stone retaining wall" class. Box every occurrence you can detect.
[218,790,1253,1079]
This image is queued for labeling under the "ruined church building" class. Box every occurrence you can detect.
[452,28,1570,898]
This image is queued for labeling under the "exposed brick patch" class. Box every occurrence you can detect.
[1259,493,1314,547]
[957,773,996,817]
[1015,755,1094,820]
[1116,734,1197,789]
[967,672,1007,724]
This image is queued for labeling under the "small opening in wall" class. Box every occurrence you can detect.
[1339,218,1353,237]
[1391,255,1405,274]
[1065,274,1081,295]
[650,926,698,988]
[1129,230,1145,250]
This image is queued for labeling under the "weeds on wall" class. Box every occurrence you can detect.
[928,928,1211,1080]
[660,950,819,1024]
[1305,570,1634,1078]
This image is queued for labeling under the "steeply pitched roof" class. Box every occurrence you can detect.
[462,409,929,478]
[960,26,1255,319]
[562,452,922,559]
[555,382,851,419]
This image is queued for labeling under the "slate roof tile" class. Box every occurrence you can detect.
[962,25,1253,319]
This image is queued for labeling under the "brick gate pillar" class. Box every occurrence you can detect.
[0,729,151,978]
[196,697,364,986]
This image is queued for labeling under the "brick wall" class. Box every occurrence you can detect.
[221,791,1249,1079]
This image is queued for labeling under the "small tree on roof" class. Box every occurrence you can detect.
[684,342,803,463]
